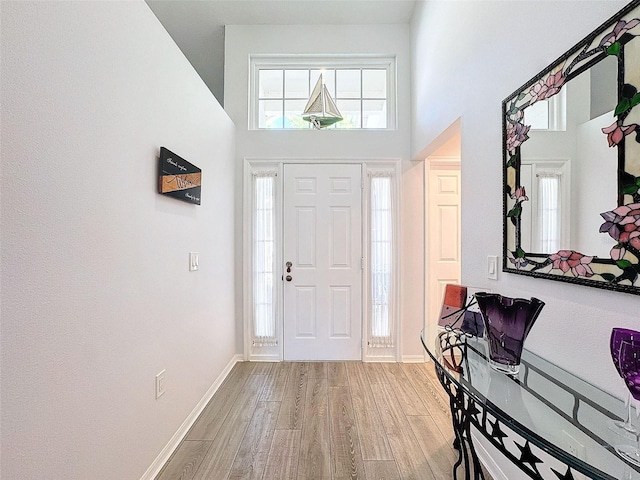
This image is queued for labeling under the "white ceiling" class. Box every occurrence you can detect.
[145,0,417,103]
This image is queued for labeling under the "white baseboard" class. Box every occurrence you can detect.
[140,354,243,480]
[401,354,426,363]
[471,430,508,480]
[248,354,281,362]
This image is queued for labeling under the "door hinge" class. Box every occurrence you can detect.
[361,257,364,270]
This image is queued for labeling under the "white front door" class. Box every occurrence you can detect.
[283,164,362,361]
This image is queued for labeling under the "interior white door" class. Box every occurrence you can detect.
[283,164,362,361]
[426,160,461,349]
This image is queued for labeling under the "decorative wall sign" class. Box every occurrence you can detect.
[158,147,201,205]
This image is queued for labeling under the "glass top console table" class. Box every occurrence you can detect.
[420,329,640,480]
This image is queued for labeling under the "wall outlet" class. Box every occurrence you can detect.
[155,369,166,399]
[562,430,586,460]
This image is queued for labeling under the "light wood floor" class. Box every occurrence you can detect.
[155,361,469,480]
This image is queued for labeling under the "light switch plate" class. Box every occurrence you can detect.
[156,369,166,399]
[189,252,199,271]
[487,255,498,280]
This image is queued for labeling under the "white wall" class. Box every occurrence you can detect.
[224,24,425,359]
[1,2,236,479]
[411,0,633,397]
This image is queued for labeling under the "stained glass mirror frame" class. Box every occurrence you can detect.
[503,0,640,295]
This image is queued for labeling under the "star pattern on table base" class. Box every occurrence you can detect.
[551,466,575,480]
[467,401,481,422]
[489,419,508,447]
[515,441,542,477]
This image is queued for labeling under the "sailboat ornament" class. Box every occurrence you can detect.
[302,74,343,129]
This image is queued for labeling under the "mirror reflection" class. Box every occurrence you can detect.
[519,55,618,258]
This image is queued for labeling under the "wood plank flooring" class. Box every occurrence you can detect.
[155,361,467,480]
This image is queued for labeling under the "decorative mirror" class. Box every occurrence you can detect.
[503,0,640,295]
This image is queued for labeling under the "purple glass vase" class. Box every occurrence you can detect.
[475,292,545,375]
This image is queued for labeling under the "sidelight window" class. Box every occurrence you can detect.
[252,171,278,346]
[369,172,395,348]
[537,172,561,253]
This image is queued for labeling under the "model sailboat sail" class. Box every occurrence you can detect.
[302,75,343,129]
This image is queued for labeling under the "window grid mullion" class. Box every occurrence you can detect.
[360,68,363,129]
[333,70,340,128]
[308,69,311,129]
[281,69,286,128]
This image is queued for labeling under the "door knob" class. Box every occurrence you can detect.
[286,275,292,282]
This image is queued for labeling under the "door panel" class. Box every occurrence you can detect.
[284,164,362,361]
[438,205,459,260]
[330,286,351,337]
[331,208,351,266]
[294,286,316,337]
[296,207,316,266]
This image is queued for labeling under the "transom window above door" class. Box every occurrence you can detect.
[250,56,396,130]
